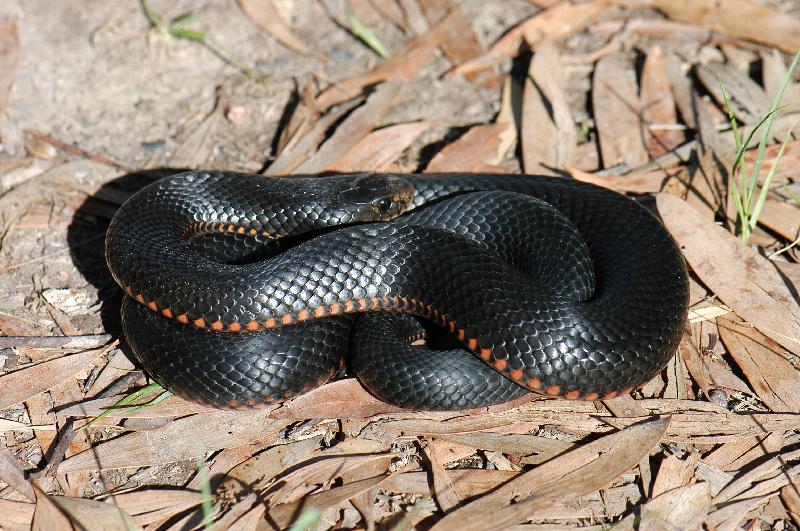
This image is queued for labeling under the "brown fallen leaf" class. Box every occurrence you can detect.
[109,489,204,528]
[47,496,141,530]
[0,499,34,531]
[169,87,228,169]
[32,484,75,531]
[713,448,800,505]
[0,448,35,501]
[268,452,394,506]
[57,392,211,419]
[295,81,402,174]
[781,483,800,527]
[0,20,20,118]
[266,98,361,176]
[269,472,399,528]
[382,469,517,498]
[619,0,800,53]
[616,481,711,531]
[521,41,575,173]
[757,196,799,242]
[58,410,287,472]
[424,440,461,512]
[315,12,454,110]
[0,348,107,410]
[430,417,669,530]
[326,121,430,173]
[425,123,510,173]
[640,46,683,158]
[419,0,499,87]
[696,61,770,125]
[269,378,407,419]
[656,193,800,354]
[628,18,756,50]
[567,166,684,193]
[446,1,610,78]
[718,319,800,412]
[593,53,649,168]
[437,431,573,465]
[651,453,699,497]
[239,0,329,62]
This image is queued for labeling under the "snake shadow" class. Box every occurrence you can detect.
[66,168,190,336]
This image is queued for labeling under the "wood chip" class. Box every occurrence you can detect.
[651,453,699,497]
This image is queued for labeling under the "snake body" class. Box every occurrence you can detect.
[106,171,689,409]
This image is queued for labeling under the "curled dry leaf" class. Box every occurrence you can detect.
[239,0,329,62]
[430,417,669,531]
[0,348,106,410]
[593,53,649,168]
[656,193,800,355]
[446,0,610,78]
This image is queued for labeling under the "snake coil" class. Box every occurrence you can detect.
[106,171,689,409]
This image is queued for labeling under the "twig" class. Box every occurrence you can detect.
[0,333,114,349]
[27,131,132,173]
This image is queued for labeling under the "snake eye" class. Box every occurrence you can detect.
[374,197,393,213]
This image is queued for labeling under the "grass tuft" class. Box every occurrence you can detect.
[720,49,800,242]
[141,0,265,84]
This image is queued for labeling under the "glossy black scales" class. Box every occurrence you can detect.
[106,171,689,409]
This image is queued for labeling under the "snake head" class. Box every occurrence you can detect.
[333,173,415,222]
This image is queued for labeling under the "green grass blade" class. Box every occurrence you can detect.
[346,9,391,59]
[288,507,321,531]
[748,118,798,230]
[196,449,214,530]
[77,383,165,431]
[746,49,800,210]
